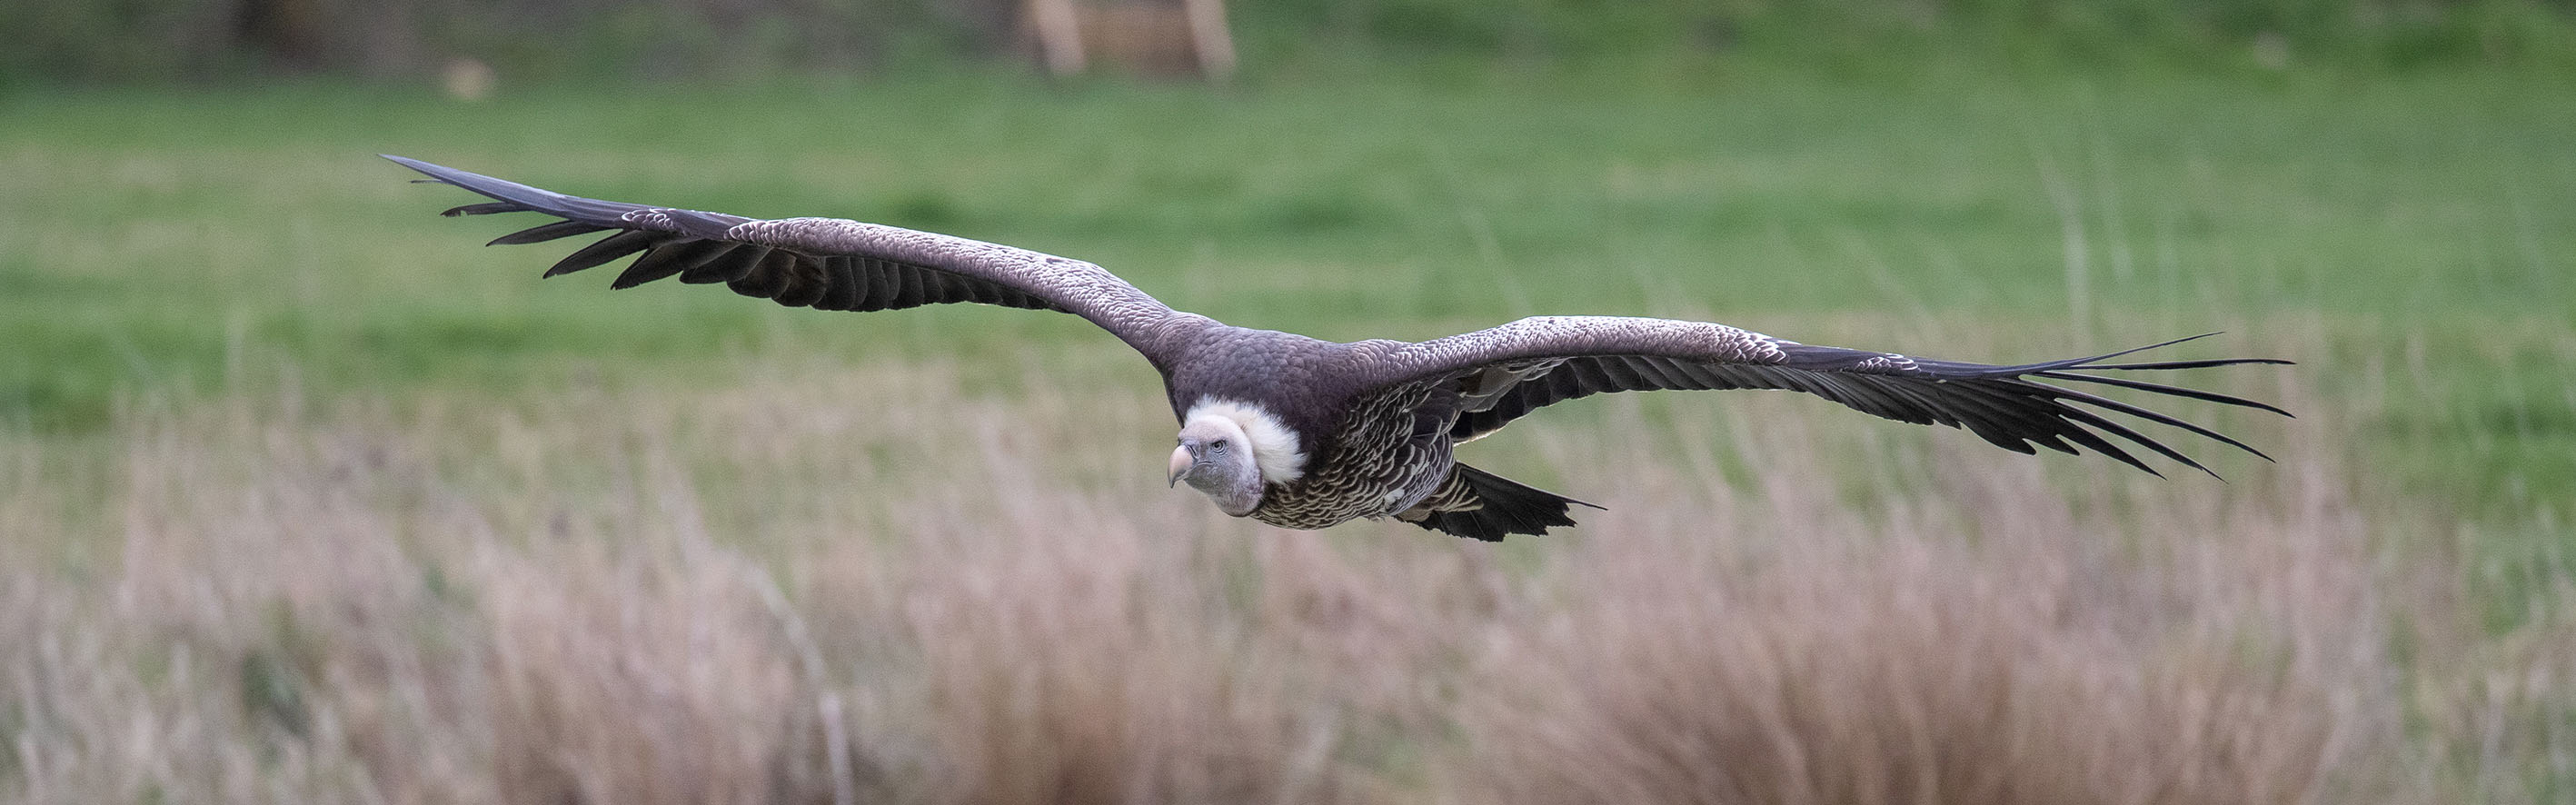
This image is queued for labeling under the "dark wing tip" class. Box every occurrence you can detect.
[1865,333,2294,474]
[2080,357,2295,371]
[387,154,630,222]
[2033,370,2296,418]
[443,202,522,217]
[383,154,453,183]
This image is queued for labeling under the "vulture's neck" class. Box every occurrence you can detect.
[1184,397,1308,483]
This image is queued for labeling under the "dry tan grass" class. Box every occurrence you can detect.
[1437,375,2408,805]
[2,345,2566,803]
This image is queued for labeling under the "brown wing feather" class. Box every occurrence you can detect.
[390,155,1198,363]
[1371,316,2290,477]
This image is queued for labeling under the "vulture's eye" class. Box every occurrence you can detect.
[1211,439,1229,452]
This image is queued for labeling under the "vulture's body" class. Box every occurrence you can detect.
[390,155,2290,541]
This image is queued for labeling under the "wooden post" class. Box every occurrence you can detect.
[1184,0,1236,80]
[1027,0,1088,76]
[1026,0,1237,80]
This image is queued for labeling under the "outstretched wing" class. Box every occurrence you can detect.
[387,155,1194,363]
[1366,316,2290,477]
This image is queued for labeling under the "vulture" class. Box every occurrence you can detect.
[389,155,2290,541]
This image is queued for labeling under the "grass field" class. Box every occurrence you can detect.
[4,54,2572,801]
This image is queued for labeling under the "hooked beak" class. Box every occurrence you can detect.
[1169,442,1195,487]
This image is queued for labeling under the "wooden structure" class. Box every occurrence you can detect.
[1025,0,1236,79]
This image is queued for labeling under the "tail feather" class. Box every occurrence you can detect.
[1396,464,1600,542]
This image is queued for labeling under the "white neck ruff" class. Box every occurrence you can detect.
[1184,398,1308,482]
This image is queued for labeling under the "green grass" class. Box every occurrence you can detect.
[4,58,2570,518]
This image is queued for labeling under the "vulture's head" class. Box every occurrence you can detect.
[1170,414,1262,515]
[1168,399,1307,517]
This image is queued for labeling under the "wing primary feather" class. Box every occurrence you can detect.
[386,154,651,225]
[1916,333,2226,376]
[1934,381,2112,457]
[2044,405,2203,478]
[543,230,661,277]
[2041,412,2167,475]
[492,220,612,246]
[2019,381,2275,462]
[1947,378,2208,473]
[2033,371,2294,416]
[2076,357,2295,371]
[612,239,727,290]
[1795,373,1913,423]
[1853,374,1977,428]
[1954,414,2044,453]
[443,202,522,217]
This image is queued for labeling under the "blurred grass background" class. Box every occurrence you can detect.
[3,1,2573,801]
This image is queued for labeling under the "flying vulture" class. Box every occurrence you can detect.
[388,155,2289,541]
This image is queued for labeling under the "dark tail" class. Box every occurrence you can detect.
[1396,464,1603,542]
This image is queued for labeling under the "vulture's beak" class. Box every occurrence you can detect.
[1168,443,1195,487]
